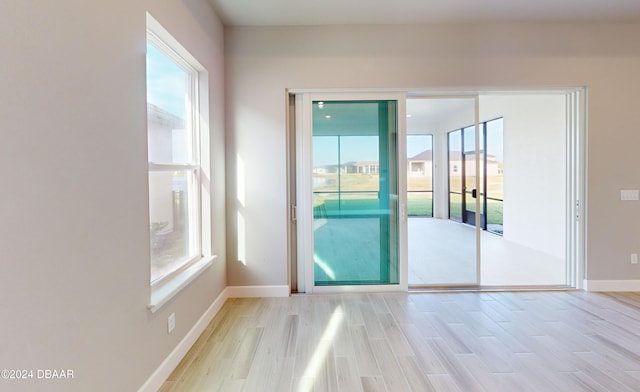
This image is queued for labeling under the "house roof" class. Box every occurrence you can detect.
[409,150,433,161]
[147,104,185,129]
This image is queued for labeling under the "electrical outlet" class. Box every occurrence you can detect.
[168,313,176,333]
[632,254,638,265]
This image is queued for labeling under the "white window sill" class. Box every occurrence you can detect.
[148,255,216,313]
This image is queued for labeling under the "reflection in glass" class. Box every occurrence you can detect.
[485,119,504,234]
[149,170,198,282]
[312,101,398,285]
[146,39,199,284]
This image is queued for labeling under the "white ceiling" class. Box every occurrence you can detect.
[211,0,640,26]
[407,98,475,134]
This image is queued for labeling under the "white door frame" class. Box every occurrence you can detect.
[295,91,408,293]
[290,87,586,293]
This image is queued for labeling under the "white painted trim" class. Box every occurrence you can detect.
[583,280,640,292]
[139,284,290,392]
[138,287,230,392]
[287,87,584,95]
[299,92,408,293]
[226,285,290,298]
[297,92,313,293]
[474,95,481,286]
[397,97,408,291]
[148,256,215,313]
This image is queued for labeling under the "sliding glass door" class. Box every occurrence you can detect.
[308,98,400,287]
[478,94,571,287]
[294,90,583,292]
[484,118,504,235]
[408,97,479,286]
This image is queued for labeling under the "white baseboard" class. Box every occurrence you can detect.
[137,287,230,392]
[583,279,640,292]
[226,285,290,298]
[138,285,289,392]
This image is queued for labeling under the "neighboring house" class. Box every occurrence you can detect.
[448,150,501,177]
[352,161,379,174]
[147,103,186,163]
[408,149,433,177]
[312,167,327,174]
[314,161,379,174]
[313,150,502,178]
[313,164,341,174]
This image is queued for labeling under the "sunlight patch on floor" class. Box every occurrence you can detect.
[298,306,344,392]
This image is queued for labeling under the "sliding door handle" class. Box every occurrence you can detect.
[472,189,477,198]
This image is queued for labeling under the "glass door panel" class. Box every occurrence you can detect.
[312,100,398,285]
[463,126,479,227]
[407,134,433,217]
[448,130,463,222]
[479,94,568,286]
[485,118,504,235]
[408,97,478,286]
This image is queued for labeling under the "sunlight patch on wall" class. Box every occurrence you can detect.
[237,210,246,265]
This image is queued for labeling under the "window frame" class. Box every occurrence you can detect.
[446,118,503,234]
[406,133,434,217]
[146,13,213,312]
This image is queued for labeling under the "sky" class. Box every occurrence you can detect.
[313,134,435,167]
[313,136,380,166]
[146,43,188,119]
[313,127,502,168]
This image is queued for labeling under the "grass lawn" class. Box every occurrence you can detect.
[408,193,432,216]
[314,173,435,217]
[312,172,503,227]
[314,192,433,217]
[448,193,503,226]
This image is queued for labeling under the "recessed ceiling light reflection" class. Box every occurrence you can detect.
[325,115,331,119]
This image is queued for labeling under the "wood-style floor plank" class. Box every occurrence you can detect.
[350,325,381,377]
[160,291,640,391]
[360,376,386,392]
[396,355,436,392]
[335,356,363,392]
[369,338,411,391]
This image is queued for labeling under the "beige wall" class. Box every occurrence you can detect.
[4,10,640,390]
[0,1,226,391]
[225,23,640,285]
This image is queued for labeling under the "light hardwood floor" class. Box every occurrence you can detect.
[159,291,640,391]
